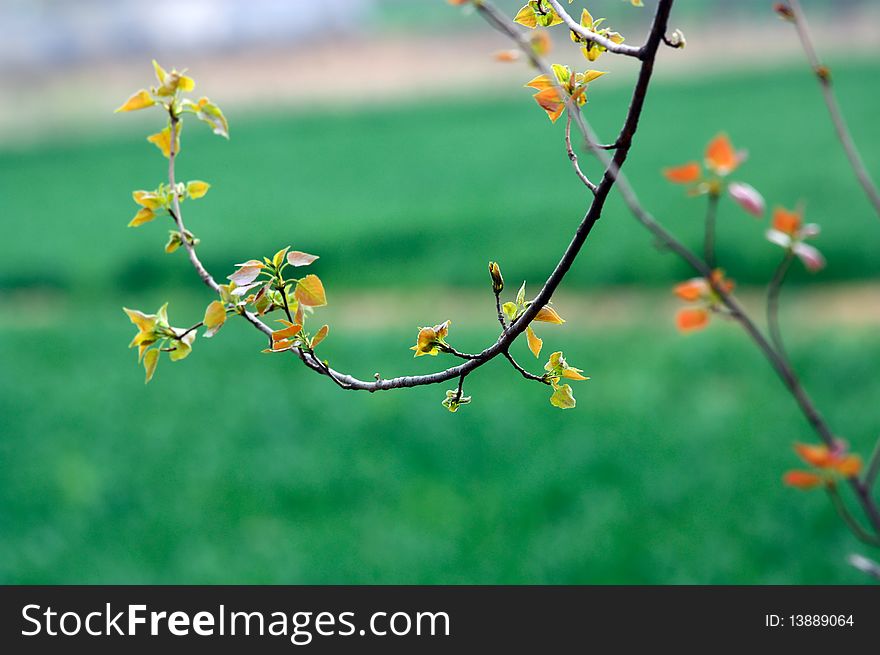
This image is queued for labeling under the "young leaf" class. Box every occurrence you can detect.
[143,348,160,383]
[534,306,565,324]
[287,251,319,267]
[272,246,291,268]
[128,207,156,227]
[146,125,180,159]
[186,180,210,199]
[516,282,526,306]
[513,4,538,28]
[272,322,303,341]
[502,302,519,321]
[115,90,155,113]
[550,383,576,409]
[228,261,264,286]
[295,274,327,307]
[203,300,226,338]
[311,324,329,348]
[526,325,543,358]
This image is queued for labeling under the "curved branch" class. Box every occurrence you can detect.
[167,0,674,395]
[544,0,644,59]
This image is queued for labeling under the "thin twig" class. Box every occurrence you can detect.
[703,192,719,269]
[495,291,508,331]
[766,250,795,360]
[565,113,597,193]
[785,0,880,218]
[863,437,880,491]
[826,485,880,547]
[503,350,550,384]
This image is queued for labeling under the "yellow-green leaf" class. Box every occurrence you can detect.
[503,302,519,321]
[115,89,155,113]
[146,125,180,159]
[271,246,291,268]
[153,60,168,86]
[128,207,156,227]
[203,300,226,338]
[143,348,159,383]
[513,4,537,28]
[295,274,327,307]
[550,383,576,409]
[186,180,210,199]
[526,325,543,358]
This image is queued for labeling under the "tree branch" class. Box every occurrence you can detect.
[784,0,880,219]
[544,0,644,59]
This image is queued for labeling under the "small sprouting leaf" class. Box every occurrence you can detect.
[526,325,543,358]
[287,251,319,267]
[146,124,180,159]
[186,180,210,199]
[143,348,159,383]
[186,96,229,138]
[153,60,168,86]
[128,207,156,227]
[133,190,164,210]
[203,300,226,338]
[550,383,576,409]
[311,324,329,348]
[165,231,182,253]
[228,260,264,286]
[115,90,155,113]
[441,389,472,413]
[516,282,526,306]
[502,302,519,321]
[534,306,565,324]
[513,4,538,28]
[169,331,196,361]
[273,320,303,342]
[272,246,291,268]
[295,274,327,307]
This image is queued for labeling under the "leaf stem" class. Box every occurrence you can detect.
[766,250,795,360]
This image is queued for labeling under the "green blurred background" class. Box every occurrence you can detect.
[2,0,879,583]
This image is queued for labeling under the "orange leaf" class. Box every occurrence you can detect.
[783,470,823,489]
[311,324,330,348]
[526,326,543,358]
[705,133,739,175]
[532,88,565,123]
[524,74,553,91]
[534,306,565,324]
[772,207,802,236]
[676,308,709,332]
[673,279,706,302]
[494,50,520,62]
[794,443,832,468]
[663,162,701,184]
[272,323,302,341]
[294,274,327,307]
[834,454,862,478]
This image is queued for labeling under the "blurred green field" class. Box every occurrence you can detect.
[2,300,879,584]
[2,58,879,583]
[1,60,878,296]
